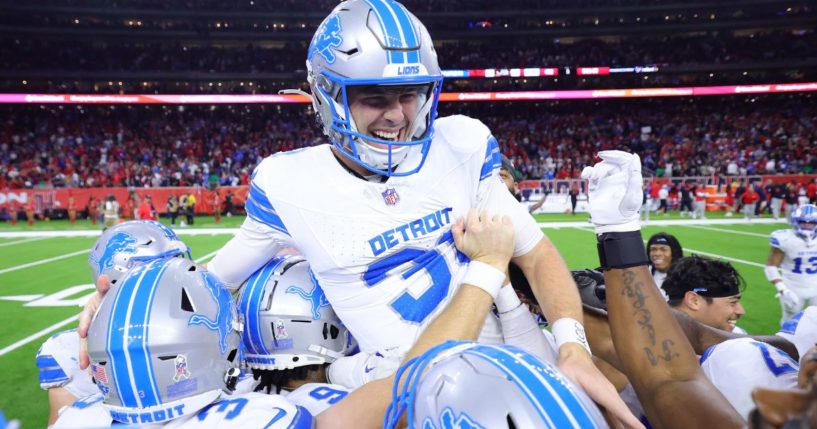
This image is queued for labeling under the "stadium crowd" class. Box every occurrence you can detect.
[1,95,815,190]
[3,31,813,75]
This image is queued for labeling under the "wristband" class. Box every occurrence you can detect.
[552,317,591,355]
[495,283,522,313]
[461,261,506,300]
[597,231,649,270]
[764,265,782,283]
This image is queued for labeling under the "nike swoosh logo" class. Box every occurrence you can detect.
[364,365,375,373]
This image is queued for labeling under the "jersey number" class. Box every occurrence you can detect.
[364,248,452,324]
[198,398,248,421]
[309,386,348,404]
[791,256,817,274]
[750,342,798,377]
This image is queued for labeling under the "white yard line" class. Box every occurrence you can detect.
[0,237,51,248]
[0,249,89,276]
[0,228,239,238]
[0,314,79,357]
[684,225,771,239]
[0,248,223,357]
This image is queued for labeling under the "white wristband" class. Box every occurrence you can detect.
[461,261,505,300]
[764,265,782,283]
[495,283,522,313]
[552,318,591,355]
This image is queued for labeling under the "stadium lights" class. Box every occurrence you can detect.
[3,82,816,104]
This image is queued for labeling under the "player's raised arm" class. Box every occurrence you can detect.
[584,150,744,429]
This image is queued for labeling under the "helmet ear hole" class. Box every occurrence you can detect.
[181,288,195,312]
[227,349,238,363]
[507,414,517,429]
[330,324,340,340]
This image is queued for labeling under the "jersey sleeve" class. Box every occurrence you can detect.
[474,134,544,257]
[286,383,351,416]
[208,159,298,290]
[207,216,295,290]
[36,330,97,398]
[769,230,787,250]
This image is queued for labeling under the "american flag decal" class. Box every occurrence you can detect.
[92,364,108,384]
[382,188,400,206]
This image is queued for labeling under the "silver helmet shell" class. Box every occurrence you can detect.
[306,0,443,177]
[88,220,191,285]
[791,203,817,242]
[238,255,356,370]
[87,257,241,424]
[385,341,608,429]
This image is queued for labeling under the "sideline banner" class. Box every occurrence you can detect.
[0,186,248,216]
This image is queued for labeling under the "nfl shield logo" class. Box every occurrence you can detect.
[382,188,400,206]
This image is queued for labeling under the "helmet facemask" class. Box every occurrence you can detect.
[792,204,817,241]
[310,70,442,177]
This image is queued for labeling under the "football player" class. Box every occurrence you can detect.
[79,0,634,421]
[38,220,191,426]
[661,255,747,333]
[766,204,817,323]
[237,254,355,415]
[54,258,311,429]
[776,306,817,359]
[645,232,682,291]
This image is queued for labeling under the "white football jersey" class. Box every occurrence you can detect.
[285,383,350,416]
[209,115,543,358]
[776,305,817,358]
[53,392,311,429]
[36,329,98,398]
[770,229,817,298]
[700,338,799,420]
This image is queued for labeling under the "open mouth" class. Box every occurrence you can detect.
[371,129,400,141]
[726,319,737,330]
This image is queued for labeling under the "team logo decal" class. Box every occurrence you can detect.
[382,188,400,206]
[308,14,343,64]
[92,232,137,274]
[173,355,191,382]
[285,269,330,320]
[188,272,234,354]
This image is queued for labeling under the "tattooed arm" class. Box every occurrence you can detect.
[603,265,745,428]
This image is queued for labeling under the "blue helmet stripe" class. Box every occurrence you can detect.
[364,0,408,64]
[479,136,501,181]
[388,1,420,63]
[465,345,600,428]
[107,260,167,408]
[107,264,146,407]
[242,260,279,355]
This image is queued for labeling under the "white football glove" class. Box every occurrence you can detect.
[775,282,802,313]
[581,151,643,233]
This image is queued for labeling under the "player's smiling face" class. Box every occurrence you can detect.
[347,85,421,148]
[649,244,673,272]
[698,293,744,332]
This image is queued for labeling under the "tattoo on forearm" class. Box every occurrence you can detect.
[621,269,656,346]
[621,269,681,366]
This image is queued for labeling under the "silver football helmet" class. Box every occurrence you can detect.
[87,257,242,425]
[305,0,443,177]
[238,255,356,370]
[385,341,608,429]
[88,220,191,285]
[791,204,817,241]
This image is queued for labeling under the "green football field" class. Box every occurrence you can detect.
[0,213,789,428]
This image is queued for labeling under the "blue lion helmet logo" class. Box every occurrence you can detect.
[94,232,138,275]
[423,408,484,429]
[308,14,343,64]
[188,272,234,354]
[285,268,330,320]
